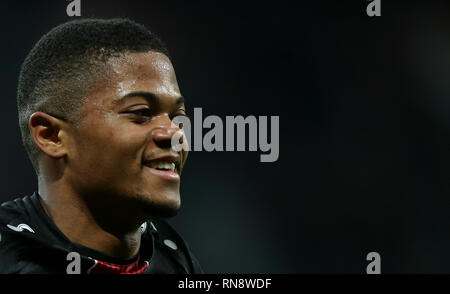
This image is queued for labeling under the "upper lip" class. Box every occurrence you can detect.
[143,153,182,173]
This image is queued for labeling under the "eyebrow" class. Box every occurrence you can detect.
[115,91,185,105]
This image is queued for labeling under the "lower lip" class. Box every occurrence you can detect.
[145,166,180,181]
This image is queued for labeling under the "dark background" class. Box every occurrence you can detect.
[2,0,450,273]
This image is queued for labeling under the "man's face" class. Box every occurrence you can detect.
[65,51,188,218]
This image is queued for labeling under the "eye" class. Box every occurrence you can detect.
[121,107,152,124]
[127,108,152,117]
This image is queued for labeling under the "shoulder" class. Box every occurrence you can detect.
[0,194,40,273]
[0,195,33,226]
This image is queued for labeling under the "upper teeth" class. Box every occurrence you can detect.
[147,161,176,172]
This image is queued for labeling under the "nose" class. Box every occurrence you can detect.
[151,115,180,150]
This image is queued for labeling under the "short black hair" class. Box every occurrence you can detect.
[17,18,170,174]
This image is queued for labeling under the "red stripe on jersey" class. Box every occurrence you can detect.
[88,255,149,274]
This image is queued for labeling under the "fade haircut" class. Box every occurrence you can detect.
[17,18,170,174]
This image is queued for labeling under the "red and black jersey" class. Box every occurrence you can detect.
[0,193,203,274]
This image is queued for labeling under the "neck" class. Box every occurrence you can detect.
[38,177,143,260]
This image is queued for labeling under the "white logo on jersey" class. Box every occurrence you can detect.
[7,223,35,233]
[163,239,178,250]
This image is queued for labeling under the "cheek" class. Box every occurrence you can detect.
[73,124,148,175]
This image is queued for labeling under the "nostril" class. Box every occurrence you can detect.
[155,139,172,150]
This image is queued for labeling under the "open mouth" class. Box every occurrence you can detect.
[145,160,178,173]
[142,155,181,176]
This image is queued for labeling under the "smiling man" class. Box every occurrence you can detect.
[0,18,201,274]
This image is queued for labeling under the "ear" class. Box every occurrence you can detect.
[29,112,69,159]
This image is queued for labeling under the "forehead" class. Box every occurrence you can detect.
[85,51,180,109]
[108,51,179,95]
[109,51,176,83]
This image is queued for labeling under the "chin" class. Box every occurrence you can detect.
[135,192,181,219]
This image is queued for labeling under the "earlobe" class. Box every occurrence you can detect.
[29,112,68,159]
